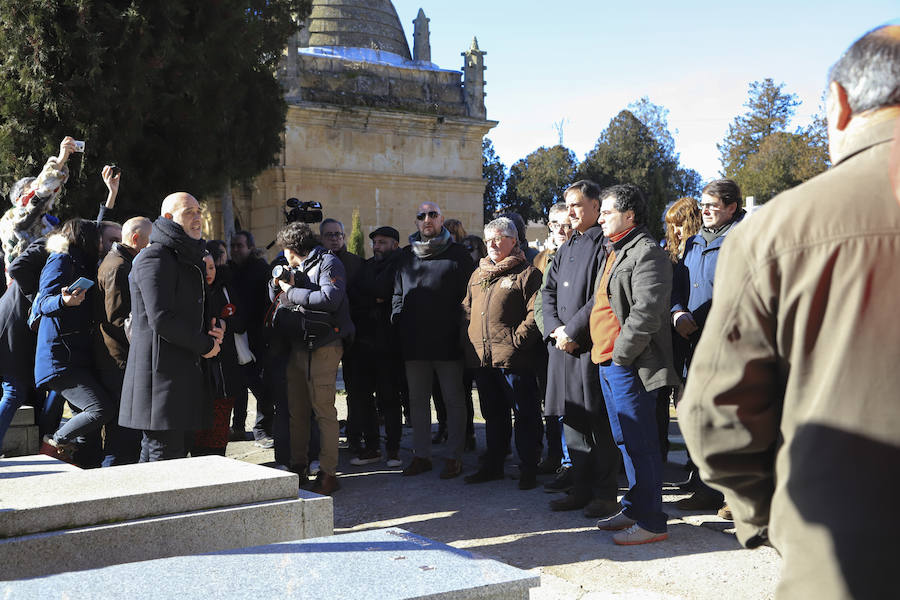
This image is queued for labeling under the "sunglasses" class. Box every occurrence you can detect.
[416,211,440,221]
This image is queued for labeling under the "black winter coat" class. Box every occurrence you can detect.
[391,240,475,361]
[229,254,271,355]
[0,239,48,381]
[205,265,245,398]
[541,224,608,417]
[351,249,402,354]
[119,219,215,431]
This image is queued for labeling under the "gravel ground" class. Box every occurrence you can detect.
[228,389,781,599]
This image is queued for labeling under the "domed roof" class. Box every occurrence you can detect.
[305,0,412,60]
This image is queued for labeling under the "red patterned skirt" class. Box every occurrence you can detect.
[194,396,235,450]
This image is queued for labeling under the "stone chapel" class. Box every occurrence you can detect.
[206,1,496,256]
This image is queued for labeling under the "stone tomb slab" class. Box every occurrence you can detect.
[0,406,40,457]
[4,527,540,599]
[0,455,297,539]
[0,454,80,480]
[2,495,332,580]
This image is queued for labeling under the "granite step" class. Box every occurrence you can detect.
[0,455,298,539]
[3,527,540,599]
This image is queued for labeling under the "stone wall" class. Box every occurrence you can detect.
[296,53,468,117]
[205,103,496,259]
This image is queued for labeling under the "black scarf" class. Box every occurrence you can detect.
[150,217,206,265]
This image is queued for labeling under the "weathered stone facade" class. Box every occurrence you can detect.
[205,1,495,258]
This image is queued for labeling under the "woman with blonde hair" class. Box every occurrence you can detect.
[658,197,701,464]
[444,219,467,243]
[663,198,702,262]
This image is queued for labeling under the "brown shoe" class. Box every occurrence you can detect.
[401,457,433,476]
[439,459,463,479]
[676,491,725,511]
[583,498,621,519]
[309,472,340,496]
[549,491,591,512]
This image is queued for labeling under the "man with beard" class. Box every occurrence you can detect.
[392,203,474,479]
[349,226,404,467]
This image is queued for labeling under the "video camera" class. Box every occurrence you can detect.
[285,197,323,224]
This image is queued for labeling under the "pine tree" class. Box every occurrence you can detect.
[718,79,801,178]
[482,138,506,224]
[347,207,366,258]
[0,1,311,219]
[718,79,828,202]
[578,110,673,238]
[500,145,576,223]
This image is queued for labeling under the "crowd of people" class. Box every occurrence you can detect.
[0,22,899,595]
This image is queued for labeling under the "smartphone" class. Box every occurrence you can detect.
[68,277,94,293]
[73,140,85,153]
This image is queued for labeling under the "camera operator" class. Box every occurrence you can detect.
[269,222,354,496]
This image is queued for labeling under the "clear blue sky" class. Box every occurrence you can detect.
[391,0,898,181]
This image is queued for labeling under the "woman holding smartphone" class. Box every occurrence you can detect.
[33,218,111,463]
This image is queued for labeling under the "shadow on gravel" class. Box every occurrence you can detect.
[328,438,743,570]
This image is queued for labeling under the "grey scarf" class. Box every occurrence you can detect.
[409,227,452,259]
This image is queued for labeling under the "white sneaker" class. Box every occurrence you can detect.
[308,460,321,475]
[596,510,636,531]
[385,454,402,468]
[612,523,669,546]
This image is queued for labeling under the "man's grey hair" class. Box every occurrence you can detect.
[548,202,568,218]
[319,218,344,234]
[828,25,900,115]
[484,217,518,241]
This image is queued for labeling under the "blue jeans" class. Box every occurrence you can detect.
[473,367,543,473]
[599,361,667,533]
[0,376,25,449]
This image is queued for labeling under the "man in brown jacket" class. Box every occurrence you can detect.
[679,24,900,599]
[95,216,151,465]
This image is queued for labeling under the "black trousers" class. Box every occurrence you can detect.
[563,401,621,501]
[357,349,405,453]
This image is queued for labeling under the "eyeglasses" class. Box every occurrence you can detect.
[416,211,440,221]
[485,235,513,245]
[699,202,723,212]
[548,222,572,231]
[322,231,344,239]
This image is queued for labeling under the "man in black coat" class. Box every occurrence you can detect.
[351,226,404,466]
[229,230,275,445]
[119,192,224,461]
[542,180,621,517]
[392,203,475,479]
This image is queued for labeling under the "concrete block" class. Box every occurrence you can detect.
[297,488,333,539]
[0,497,316,580]
[3,527,540,598]
[0,455,297,538]
[0,455,80,479]
[0,424,39,457]
[9,405,35,427]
